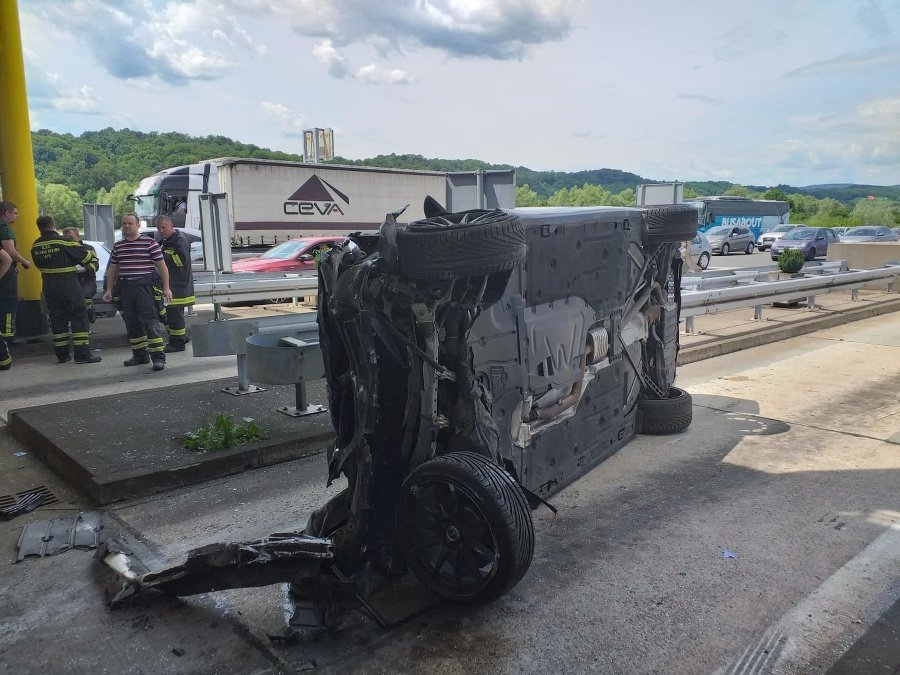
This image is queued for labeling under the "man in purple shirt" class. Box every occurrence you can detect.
[103,213,172,370]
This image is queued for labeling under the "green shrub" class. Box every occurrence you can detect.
[778,249,805,274]
[183,413,267,453]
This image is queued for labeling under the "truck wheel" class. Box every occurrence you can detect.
[637,386,693,435]
[396,451,534,604]
[642,205,699,245]
[397,210,525,281]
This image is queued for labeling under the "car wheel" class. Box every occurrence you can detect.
[757,246,766,252]
[697,252,710,270]
[642,205,699,245]
[745,243,754,254]
[721,243,730,256]
[396,451,534,604]
[397,210,525,281]
[806,248,816,261]
[637,386,693,435]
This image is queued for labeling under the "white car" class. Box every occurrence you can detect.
[756,224,797,251]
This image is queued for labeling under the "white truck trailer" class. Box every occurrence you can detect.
[132,158,516,247]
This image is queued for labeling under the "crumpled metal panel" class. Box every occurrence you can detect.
[16,511,110,561]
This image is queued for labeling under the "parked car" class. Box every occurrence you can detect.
[705,224,755,255]
[838,226,899,243]
[770,227,840,261]
[682,231,711,270]
[230,236,346,273]
[756,224,797,251]
[833,227,851,237]
[893,227,900,238]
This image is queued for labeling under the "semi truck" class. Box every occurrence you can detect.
[132,158,516,247]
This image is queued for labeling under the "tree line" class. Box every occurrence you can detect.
[4,128,898,229]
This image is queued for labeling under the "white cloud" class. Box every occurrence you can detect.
[312,39,352,79]
[53,85,102,113]
[355,63,413,85]
[259,101,306,135]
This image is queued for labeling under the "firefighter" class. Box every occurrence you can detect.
[153,215,194,352]
[62,227,99,323]
[30,215,101,364]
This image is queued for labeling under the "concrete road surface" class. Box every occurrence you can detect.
[1,314,898,674]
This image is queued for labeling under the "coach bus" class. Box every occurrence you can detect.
[683,196,790,240]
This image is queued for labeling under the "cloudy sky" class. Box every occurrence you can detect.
[19,0,900,187]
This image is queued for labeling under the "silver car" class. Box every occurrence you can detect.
[839,226,899,243]
[705,225,756,256]
[756,224,797,251]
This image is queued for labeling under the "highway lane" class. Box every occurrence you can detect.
[0,312,897,674]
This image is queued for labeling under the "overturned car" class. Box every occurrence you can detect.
[99,200,697,624]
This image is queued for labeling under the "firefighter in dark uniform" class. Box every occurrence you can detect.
[30,216,101,364]
[62,227,99,322]
[153,215,194,352]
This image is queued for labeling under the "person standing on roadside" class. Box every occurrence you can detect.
[102,213,172,371]
[62,227,99,323]
[31,216,101,364]
[0,201,33,371]
[153,215,194,352]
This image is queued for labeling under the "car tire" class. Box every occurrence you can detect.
[757,246,766,252]
[397,210,525,281]
[745,243,754,254]
[396,451,534,604]
[637,386,693,435]
[697,252,710,270]
[642,205,699,245]
[721,243,730,256]
[806,248,816,261]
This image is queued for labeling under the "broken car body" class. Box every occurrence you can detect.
[98,200,697,626]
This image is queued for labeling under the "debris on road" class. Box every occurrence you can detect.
[16,511,111,560]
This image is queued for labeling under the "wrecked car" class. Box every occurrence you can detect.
[99,199,697,626]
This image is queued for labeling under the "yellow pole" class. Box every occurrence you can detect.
[0,0,45,336]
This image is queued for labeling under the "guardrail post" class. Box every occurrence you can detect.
[807,295,817,310]
[851,289,859,301]
[277,379,327,417]
[753,304,763,321]
[221,353,265,396]
[684,316,696,334]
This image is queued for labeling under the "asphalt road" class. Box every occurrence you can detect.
[0,314,898,674]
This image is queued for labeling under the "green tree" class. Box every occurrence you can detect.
[516,184,544,207]
[40,183,83,228]
[763,188,788,202]
[724,184,751,197]
[95,179,137,222]
[850,198,897,225]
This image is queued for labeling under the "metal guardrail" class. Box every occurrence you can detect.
[681,265,899,331]
[194,274,318,306]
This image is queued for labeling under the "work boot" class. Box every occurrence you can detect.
[74,347,101,364]
[124,353,150,367]
[151,358,165,372]
[57,351,72,364]
[164,343,185,353]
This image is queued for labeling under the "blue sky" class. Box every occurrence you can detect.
[19,0,900,187]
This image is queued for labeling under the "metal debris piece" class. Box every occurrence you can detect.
[16,511,111,561]
[1,485,59,521]
[98,532,334,608]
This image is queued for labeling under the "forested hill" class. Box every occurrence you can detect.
[27,128,900,203]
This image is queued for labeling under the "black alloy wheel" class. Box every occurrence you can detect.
[396,452,533,603]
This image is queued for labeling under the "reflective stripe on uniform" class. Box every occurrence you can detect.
[1,313,13,338]
[147,337,165,353]
[168,295,195,306]
[72,331,90,346]
[38,266,79,274]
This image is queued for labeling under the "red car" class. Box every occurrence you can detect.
[231,236,346,273]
